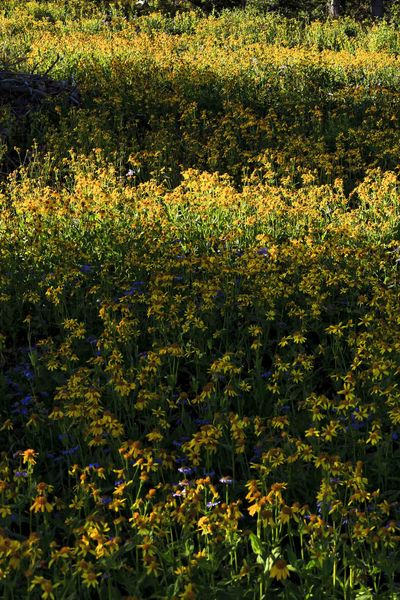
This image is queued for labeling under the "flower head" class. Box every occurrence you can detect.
[22,449,38,465]
[219,476,233,485]
[81,570,100,588]
[30,495,54,513]
[270,558,290,581]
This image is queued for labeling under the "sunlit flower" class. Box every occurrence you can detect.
[22,449,38,465]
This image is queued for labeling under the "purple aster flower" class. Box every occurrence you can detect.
[178,466,194,475]
[15,471,28,477]
[202,469,215,477]
[219,476,233,485]
[21,395,33,406]
[80,264,93,273]
[61,445,79,456]
[173,490,186,498]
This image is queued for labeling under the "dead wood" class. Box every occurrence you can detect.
[0,60,81,118]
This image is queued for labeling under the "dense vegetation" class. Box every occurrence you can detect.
[1,2,400,598]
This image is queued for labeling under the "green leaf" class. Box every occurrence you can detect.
[249,532,263,556]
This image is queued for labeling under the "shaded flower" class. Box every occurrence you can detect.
[30,496,53,513]
[270,558,290,581]
[80,264,93,273]
[15,471,28,477]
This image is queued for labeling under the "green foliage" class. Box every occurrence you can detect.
[0,3,400,599]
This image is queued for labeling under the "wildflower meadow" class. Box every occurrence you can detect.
[0,1,400,598]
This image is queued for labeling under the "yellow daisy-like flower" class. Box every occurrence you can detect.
[279,505,293,524]
[270,558,290,581]
[81,570,100,588]
[0,505,12,518]
[40,579,57,600]
[22,449,38,465]
[29,576,60,599]
[30,495,54,513]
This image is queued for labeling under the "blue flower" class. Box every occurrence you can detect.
[202,469,215,477]
[219,476,233,485]
[61,445,79,456]
[194,418,211,426]
[15,471,28,477]
[206,501,221,508]
[214,290,224,300]
[261,371,272,379]
[121,281,145,298]
[21,395,33,406]
[178,466,194,475]
[80,264,93,273]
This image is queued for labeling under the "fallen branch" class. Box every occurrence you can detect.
[0,64,81,117]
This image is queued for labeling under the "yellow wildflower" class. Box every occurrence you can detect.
[81,570,100,588]
[30,495,54,513]
[270,558,290,581]
[22,449,38,465]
